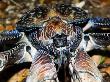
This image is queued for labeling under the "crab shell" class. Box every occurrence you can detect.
[7,3,110,82]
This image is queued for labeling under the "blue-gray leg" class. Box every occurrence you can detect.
[0,30,33,71]
[0,30,22,45]
[83,17,110,31]
[88,33,110,49]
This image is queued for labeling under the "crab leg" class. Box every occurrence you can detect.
[0,42,31,71]
[88,33,110,48]
[83,17,110,31]
[0,30,22,45]
[0,30,33,71]
[26,50,58,82]
[69,49,102,82]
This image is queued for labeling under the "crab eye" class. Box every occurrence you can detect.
[56,4,72,16]
[35,6,49,19]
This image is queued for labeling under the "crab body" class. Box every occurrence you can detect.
[0,3,110,82]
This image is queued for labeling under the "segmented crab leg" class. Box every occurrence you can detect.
[0,42,30,71]
[83,17,110,31]
[26,50,58,82]
[88,33,110,48]
[69,49,102,82]
[0,30,33,71]
[0,30,23,44]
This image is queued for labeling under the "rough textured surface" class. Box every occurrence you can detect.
[0,0,110,82]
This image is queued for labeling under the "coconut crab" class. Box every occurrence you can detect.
[0,3,110,82]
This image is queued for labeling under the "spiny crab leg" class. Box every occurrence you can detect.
[69,49,102,82]
[0,42,31,71]
[26,50,58,82]
[83,17,110,31]
[88,33,110,49]
[0,30,33,71]
[0,30,23,45]
[79,33,110,52]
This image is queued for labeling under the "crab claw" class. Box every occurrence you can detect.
[26,50,58,82]
[69,49,102,82]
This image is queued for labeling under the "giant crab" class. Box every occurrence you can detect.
[0,3,110,82]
